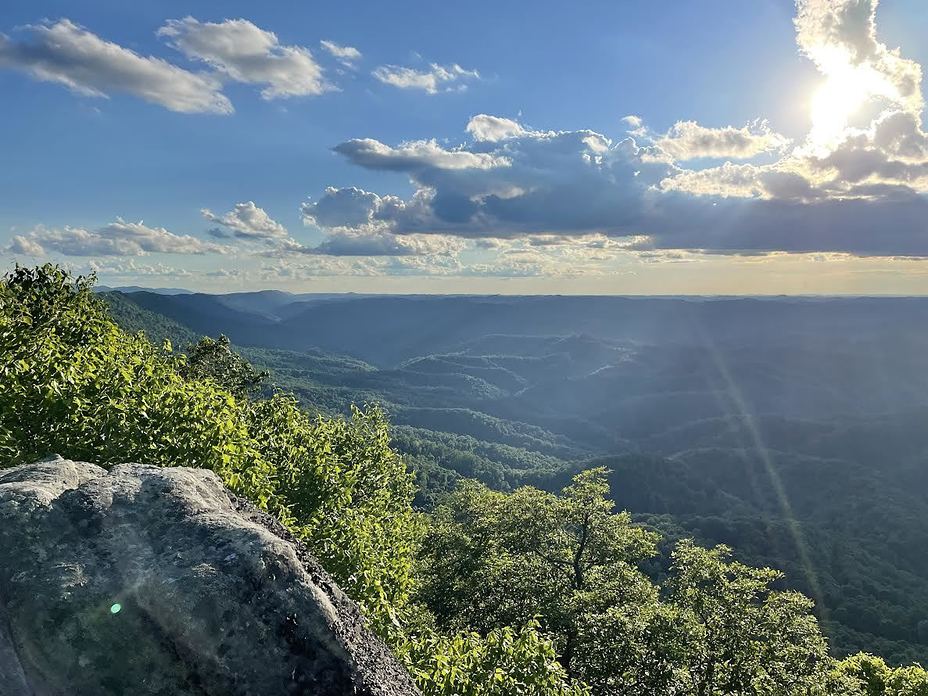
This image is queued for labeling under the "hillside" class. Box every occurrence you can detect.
[99,291,199,349]
[103,289,928,665]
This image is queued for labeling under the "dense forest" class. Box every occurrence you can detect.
[103,287,928,666]
[3,265,926,694]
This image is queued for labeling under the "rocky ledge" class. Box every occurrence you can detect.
[0,456,420,696]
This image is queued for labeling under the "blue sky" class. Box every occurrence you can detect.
[3,0,928,293]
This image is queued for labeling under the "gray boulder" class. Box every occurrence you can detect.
[0,457,421,696]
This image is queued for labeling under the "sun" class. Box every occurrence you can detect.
[807,48,897,149]
[809,68,868,145]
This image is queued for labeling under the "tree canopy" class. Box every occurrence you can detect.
[415,467,838,694]
[1,265,925,696]
[0,264,416,630]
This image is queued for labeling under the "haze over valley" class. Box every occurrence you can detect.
[106,288,928,665]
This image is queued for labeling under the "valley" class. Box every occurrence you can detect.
[103,289,928,665]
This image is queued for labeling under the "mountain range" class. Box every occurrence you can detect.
[101,289,928,665]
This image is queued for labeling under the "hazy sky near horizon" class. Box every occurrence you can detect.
[4,0,928,293]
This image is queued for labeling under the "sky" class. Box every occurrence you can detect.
[4,0,928,294]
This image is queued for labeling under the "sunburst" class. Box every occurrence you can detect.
[807,47,898,149]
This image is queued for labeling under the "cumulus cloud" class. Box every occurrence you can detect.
[659,161,766,198]
[301,186,387,229]
[8,219,224,257]
[7,235,44,256]
[86,259,194,279]
[655,120,790,160]
[662,110,928,201]
[201,201,288,240]
[257,255,459,280]
[372,62,478,94]
[0,19,231,113]
[314,126,670,238]
[795,0,922,116]
[333,139,509,171]
[158,17,330,99]
[320,40,361,67]
[304,109,928,256]
[301,230,466,257]
[466,114,527,142]
[14,2,928,282]
[295,188,465,256]
[303,0,928,260]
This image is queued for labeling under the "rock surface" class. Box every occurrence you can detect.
[0,457,420,696]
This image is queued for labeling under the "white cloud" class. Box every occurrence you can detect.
[304,107,928,256]
[8,219,225,257]
[300,230,466,257]
[204,267,245,279]
[333,139,510,171]
[301,186,387,229]
[795,0,922,117]
[297,188,466,256]
[201,201,288,240]
[7,235,44,256]
[0,19,231,114]
[301,0,928,260]
[258,249,597,280]
[158,17,330,99]
[320,40,361,67]
[655,120,790,160]
[86,259,194,278]
[466,114,526,142]
[372,62,478,94]
[13,1,928,284]
[660,162,768,198]
[314,123,669,238]
[259,257,395,279]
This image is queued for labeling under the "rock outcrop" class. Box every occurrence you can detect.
[0,457,420,696]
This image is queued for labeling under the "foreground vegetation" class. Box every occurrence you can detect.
[2,265,926,695]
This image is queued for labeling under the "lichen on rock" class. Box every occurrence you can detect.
[0,456,420,696]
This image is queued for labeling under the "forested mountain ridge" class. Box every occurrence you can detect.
[100,288,928,665]
[4,267,926,694]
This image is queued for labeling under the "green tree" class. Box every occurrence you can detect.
[667,540,831,695]
[416,468,836,695]
[0,264,417,631]
[833,653,928,696]
[245,395,419,629]
[416,468,666,690]
[0,265,269,502]
[180,334,268,398]
[396,621,589,696]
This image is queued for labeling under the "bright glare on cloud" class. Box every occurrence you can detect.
[806,46,898,148]
[466,115,527,142]
[796,0,923,149]
[655,120,790,160]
